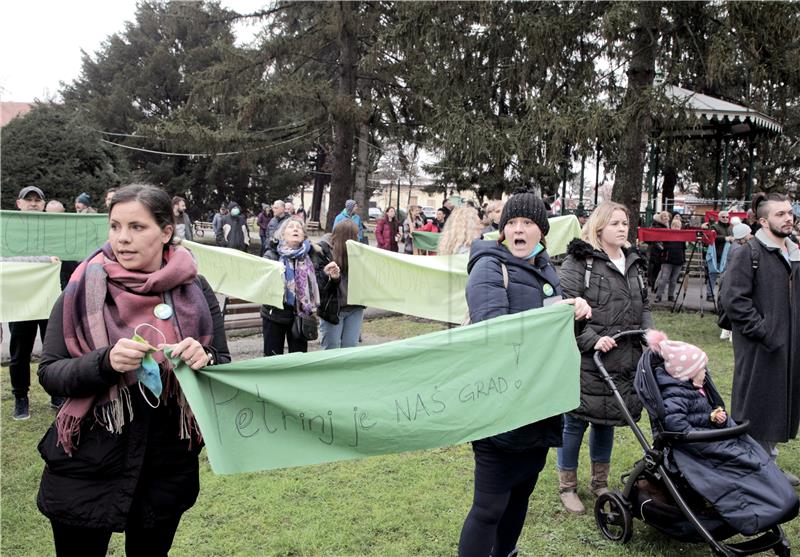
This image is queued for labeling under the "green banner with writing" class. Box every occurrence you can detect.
[412,231,441,252]
[175,304,579,474]
[0,210,107,260]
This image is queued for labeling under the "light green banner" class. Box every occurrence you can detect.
[412,231,441,252]
[184,241,284,307]
[413,215,580,257]
[0,262,62,321]
[348,241,468,323]
[175,304,579,474]
[0,210,107,260]
[545,215,582,257]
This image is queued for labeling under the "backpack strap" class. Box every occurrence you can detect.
[583,256,594,294]
[748,239,760,271]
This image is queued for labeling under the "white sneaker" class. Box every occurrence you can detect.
[720,329,731,340]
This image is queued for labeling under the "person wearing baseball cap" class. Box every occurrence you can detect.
[7,186,63,419]
[16,186,45,212]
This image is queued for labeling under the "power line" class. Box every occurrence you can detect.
[99,129,320,158]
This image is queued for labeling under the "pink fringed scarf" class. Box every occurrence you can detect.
[58,243,213,454]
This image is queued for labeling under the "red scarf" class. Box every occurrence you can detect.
[58,243,213,454]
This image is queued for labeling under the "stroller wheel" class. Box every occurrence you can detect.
[594,491,633,544]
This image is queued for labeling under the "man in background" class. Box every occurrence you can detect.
[172,196,193,241]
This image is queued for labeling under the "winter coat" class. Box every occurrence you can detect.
[36,276,230,531]
[175,211,193,242]
[257,210,270,234]
[719,230,800,442]
[266,213,290,243]
[661,240,685,266]
[375,217,399,251]
[403,216,425,254]
[216,202,249,251]
[650,355,798,536]
[260,242,324,325]
[465,239,565,451]
[711,222,731,265]
[420,220,443,233]
[559,239,653,425]
[333,210,365,242]
[314,241,341,324]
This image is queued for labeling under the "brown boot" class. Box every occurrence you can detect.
[590,462,611,496]
[558,469,585,514]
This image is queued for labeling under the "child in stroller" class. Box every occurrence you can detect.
[592,329,798,556]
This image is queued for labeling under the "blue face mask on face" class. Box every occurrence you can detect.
[230,207,241,216]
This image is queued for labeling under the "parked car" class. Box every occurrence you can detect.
[421,206,436,219]
[368,207,382,220]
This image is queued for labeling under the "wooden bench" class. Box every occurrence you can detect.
[306,220,321,233]
[218,295,262,330]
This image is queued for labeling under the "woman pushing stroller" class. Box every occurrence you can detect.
[556,201,653,514]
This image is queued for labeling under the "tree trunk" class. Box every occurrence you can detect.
[661,154,678,214]
[353,121,370,215]
[327,1,358,231]
[612,2,661,242]
[311,144,328,223]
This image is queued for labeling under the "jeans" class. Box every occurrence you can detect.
[707,270,722,298]
[656,263,682,300]
[319,307,364,350]
[556,414,614,470]
[8,320,47,399]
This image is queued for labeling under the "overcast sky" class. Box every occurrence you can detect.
[0,1,265,102]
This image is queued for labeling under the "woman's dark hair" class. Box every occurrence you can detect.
[108,184,176,246]
[330,219,359,276]
[385,206,397,221]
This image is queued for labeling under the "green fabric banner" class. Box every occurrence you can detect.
[413,215,580,257]
[0,210,107,260]
[0,262,62,321]
[412,230,441,252]
[545,215,582,257]
[347,241,468,323]
[184,241,284,307]
[175,304,579,474]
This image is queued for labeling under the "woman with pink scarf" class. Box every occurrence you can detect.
[36,184,230,556]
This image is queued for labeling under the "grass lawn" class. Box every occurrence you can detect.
[2,309,798,556]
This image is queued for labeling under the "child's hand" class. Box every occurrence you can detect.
[710,407,727,425]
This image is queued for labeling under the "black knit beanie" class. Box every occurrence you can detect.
[498,190,550,236]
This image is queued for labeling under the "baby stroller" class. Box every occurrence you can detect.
[592,330,798,556]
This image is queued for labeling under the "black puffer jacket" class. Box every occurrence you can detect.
[466,239,565,451]
[36,276,230,531]
[559,239,653,425]
[314,241,340,324]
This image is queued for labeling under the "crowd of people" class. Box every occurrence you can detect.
[3,182,799,556]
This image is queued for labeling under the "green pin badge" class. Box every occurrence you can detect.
[543,283,554,297]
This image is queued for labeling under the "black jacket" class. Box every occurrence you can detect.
[661,240,685,266]
[314,241,340,324]
[465,239,565,451]
[36,275,230,531]
[559,239,653,425]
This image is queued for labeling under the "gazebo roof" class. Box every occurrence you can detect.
[663,85,783,136]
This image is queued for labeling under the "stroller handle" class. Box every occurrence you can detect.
[656,420,751,444]
[592,329,648,371]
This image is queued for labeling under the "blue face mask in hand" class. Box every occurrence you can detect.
[132,333,162,398]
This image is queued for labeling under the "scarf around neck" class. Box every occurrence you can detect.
[277,239,320,315]
[58,243,213,455]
